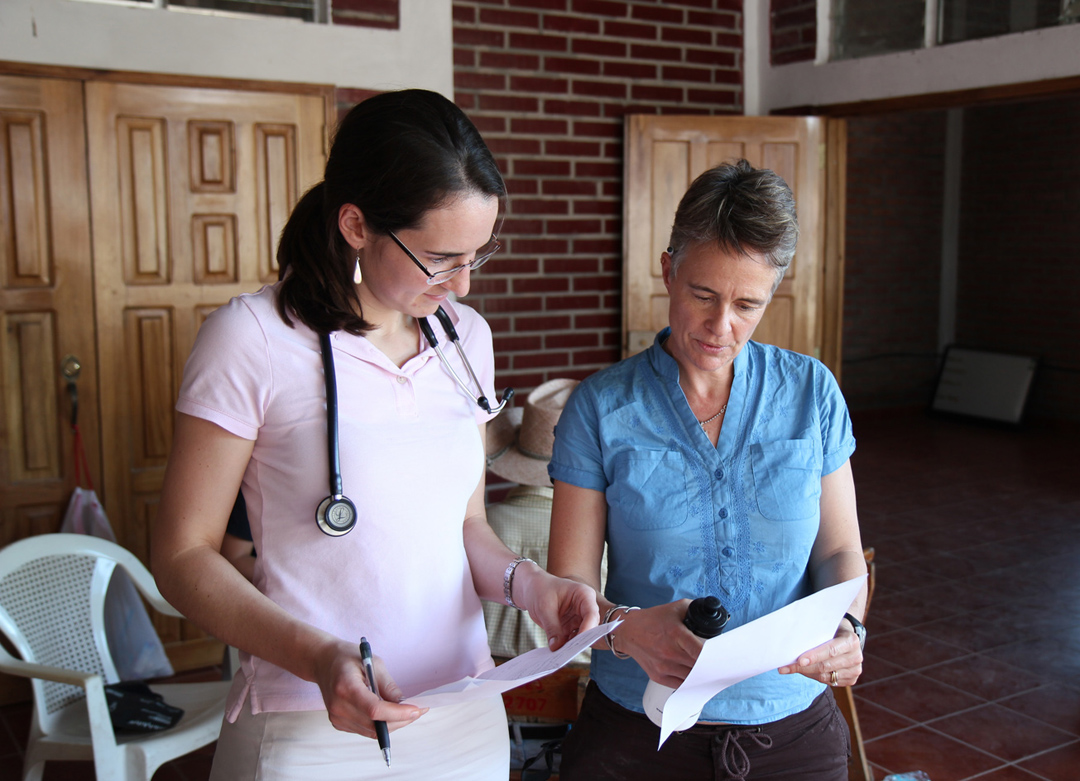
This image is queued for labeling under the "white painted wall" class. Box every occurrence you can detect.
[744,0,1080,115]
[0,0,454,97]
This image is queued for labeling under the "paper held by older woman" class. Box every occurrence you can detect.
[653,574,867,747]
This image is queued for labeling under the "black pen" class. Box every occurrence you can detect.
[359,636,391,767]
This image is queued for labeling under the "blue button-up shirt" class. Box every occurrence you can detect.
[549,330,856,724]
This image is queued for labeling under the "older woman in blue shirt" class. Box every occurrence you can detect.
[548,159,868,781]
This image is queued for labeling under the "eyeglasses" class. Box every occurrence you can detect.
[388,230,502,286]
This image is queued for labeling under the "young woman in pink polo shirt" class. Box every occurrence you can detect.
[152,89,598,780]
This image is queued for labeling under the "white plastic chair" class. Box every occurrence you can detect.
[0,533,231,781]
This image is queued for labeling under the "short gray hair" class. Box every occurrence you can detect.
[667,159,799,294]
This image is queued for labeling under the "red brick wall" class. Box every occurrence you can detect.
[842,99,1079,422]
[842,111,947,411]
[958,96,1080,421]
[451,0,744,393]
[771,0,816,64]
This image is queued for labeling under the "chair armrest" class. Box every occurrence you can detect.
[0,643,98,689]
[108,553,185,619]
[0,644,120,753]
[135,589,185,620]
[39,534,187,619]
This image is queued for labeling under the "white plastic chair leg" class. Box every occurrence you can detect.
[21,759,45,781]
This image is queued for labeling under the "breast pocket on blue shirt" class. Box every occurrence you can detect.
[750,439,822,521]
[606,450,690,530]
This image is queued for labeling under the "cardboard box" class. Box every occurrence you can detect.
[501,664,589,723]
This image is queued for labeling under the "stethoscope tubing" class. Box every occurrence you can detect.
[316,306,512,536]
[319,332,345,499]
[417,306,513,414]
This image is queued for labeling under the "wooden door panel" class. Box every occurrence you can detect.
[86,82,326,654]
[1,111,50,288]
[189,120,236,194]
[0,76,100,546]
[126,307,176,471]
[117,116,171,284]
[623,116,838,374]
[0,75,101,705]
[256,123,300,282]
[3,313,60,481]
[192,214,239,284]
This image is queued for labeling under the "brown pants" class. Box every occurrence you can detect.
[559,683,850,781]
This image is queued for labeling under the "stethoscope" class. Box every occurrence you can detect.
[315,305,514,536]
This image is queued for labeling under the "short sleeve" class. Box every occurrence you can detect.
[548,382,608,493]
[816,362,856,476]
[176,296,272,441]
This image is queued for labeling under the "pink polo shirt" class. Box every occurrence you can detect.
[176,284,498,720]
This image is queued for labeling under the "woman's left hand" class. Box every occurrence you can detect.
[513,561,600,651]
[777,622,863,688]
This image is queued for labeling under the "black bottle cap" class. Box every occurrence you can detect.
[684,595,730,639]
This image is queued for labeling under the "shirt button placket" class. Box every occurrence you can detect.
[714,460,736,587]
[395,374,417,417]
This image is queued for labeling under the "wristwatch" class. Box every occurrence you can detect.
[843,613,866,651]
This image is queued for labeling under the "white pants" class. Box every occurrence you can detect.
[210,696,509,780]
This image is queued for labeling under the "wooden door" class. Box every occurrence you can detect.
[85,82,326,665]
[0,75,101,545]
[0,74,103,704]
[623,115,847,379]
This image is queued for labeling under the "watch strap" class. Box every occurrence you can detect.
[843,612,866,651]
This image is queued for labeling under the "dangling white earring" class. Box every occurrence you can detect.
[353,248,363,285]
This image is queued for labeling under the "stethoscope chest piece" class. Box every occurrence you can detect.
[316,494,357,536]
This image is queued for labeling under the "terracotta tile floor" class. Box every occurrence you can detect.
[1,408,1077,780]
[851,410,1080,781]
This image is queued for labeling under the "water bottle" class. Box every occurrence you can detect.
[642,596,730,729]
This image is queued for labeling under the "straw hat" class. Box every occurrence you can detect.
[486,378,579,487]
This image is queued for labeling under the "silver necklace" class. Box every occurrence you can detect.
[697,404,728,429]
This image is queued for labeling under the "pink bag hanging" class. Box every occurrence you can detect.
[60,487,175,681]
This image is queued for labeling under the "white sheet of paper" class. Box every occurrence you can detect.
[657,575,866,747]
[402,621,617,709]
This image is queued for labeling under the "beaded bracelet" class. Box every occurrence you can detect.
[603,605,640,659]
[503,557,535,609]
